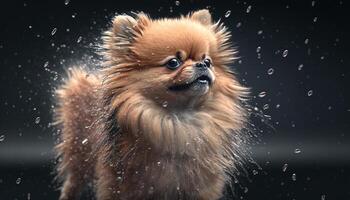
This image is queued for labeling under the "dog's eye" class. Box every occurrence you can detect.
[166,58,181,70]
[204,58,212,67]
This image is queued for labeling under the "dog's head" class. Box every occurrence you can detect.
[101,10,249,158]
[103,10,246,110]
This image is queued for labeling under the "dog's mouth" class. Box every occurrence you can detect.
[169,74,212,91]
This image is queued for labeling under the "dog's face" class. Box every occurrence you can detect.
[103,10,241,109]
[131,17,218,105]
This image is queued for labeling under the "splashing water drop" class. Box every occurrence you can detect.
[246,5,252,13]
[51,28,57,36]
[307,90,313,96]
[263,104,269,110]
[267,68,274,75]
[258,91,267,98]
[162,101,168,108]
[244,187,249,193]
[43,61,49,68]
[236,22,242,28]
[282,163,288,172]
[82,138,88,145]
[256,46,261,53]
[294,148,301,154]
[282,49,288,57]
[77,36,82,43]
[305,38,309,44]
[0,135,5,142]
[64,0,70,5]
[311,1,316,7]
[16,177,22,184]
[292,173,297,181]
[321,194,326,200]
[35,117,41,124]
[225,10,231,18]
[298,64,304,71]
[175,1,180,6]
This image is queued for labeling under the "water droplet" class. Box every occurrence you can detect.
[313,16,318,22]
[305,38,309,44]
[246,5,252,13]
[77,36,82,43]
[35,117,41,124]
[157,161,161,166]
[82,138,88,145]
[16,177,21,184]
[225,10,231,18]
[162,101,168,108]
[253,170,258,175]
[282,49,288,57]
[298,64,304,71]
[43,61,49,68]
[257,30,263,35]
[321,194,326,200]
[294,148,301,154]
[258,91,266,98]
[244,187,249,193]
[64,0,70,5]
[53,74,59,81]
[236,22,242,28]
[267,68,274,75]
[307,90,313,96]
[256,46,261,53]
[263,104,269,110]
[175,1,180,6]
[282,163,288,172]
[0,135,5,142]
[311,1,316,7]
[291,173,296,181]
[51,28,57,36]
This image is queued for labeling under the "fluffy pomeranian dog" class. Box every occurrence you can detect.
[55,9,249,200]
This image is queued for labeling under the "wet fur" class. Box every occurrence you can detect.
[55,10,249,200]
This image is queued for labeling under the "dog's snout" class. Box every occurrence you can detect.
[195,62,208,69]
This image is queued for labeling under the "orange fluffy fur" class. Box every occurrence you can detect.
[55,10,249,200]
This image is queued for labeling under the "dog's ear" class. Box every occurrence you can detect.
[103,13,150,61]
[189,9,212,26]
[111,13,150,44]
[111,15,137,41]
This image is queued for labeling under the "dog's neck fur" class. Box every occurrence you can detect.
[108,88,242,166]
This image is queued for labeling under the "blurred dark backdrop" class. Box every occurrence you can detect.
[0,0,349,199]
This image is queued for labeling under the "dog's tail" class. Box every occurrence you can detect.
[54,67,99,199]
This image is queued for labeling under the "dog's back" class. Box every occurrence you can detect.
[55,68,99,200]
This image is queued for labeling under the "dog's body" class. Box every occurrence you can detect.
[55,10,248,200]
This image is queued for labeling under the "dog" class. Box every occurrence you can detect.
[55,9,249,200]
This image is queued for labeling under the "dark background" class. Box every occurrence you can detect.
[0,0,349,199]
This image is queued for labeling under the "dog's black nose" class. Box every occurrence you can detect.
[195,62,207,69]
